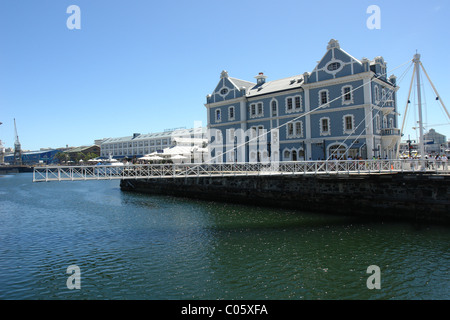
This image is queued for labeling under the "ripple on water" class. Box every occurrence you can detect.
[0,174,449,299]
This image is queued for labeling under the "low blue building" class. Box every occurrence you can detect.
[4,149,63,165]
[205,39,400,162]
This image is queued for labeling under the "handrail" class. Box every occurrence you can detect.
[32,159,449,182]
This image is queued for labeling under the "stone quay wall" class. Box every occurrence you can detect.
[120,173,450,224]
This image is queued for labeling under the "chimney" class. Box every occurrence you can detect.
[361,57,370,72]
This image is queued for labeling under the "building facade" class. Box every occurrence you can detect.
[4,149,64,165]
[205,39,401,162]
[100,127,206,159]
[423,128,447,154]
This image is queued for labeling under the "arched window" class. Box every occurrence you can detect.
[292,150,297,161]
[374,86,380,103]
[271,100,278,116]
[215,109,221,122]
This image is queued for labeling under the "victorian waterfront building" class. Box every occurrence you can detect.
[205,39,401,162]
[100,127,206,159]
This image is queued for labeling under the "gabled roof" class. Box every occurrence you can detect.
[209,39,388,101]
[228,77,256,90]
[101,128,207,144]
[102,136,133,143]
[64,145,99,153]
[246,75,304,97]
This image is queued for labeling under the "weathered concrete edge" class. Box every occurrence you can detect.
[120,173,450,225]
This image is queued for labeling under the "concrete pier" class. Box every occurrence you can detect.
[120,173,450,224]
[0,165,33,174]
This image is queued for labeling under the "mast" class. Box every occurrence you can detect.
[413,54,425,166]
[14,118,22,165]
[399,53,448,160]
[0,122,4,164]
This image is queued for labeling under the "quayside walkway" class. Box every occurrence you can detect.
[33,159,449,182]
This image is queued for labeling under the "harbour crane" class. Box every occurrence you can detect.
[14,118,22,165]
[0,122,4,164]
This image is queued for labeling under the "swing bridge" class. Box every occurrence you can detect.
[32,159,449,182]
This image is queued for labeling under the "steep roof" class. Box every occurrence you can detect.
[246,74,304,97]
[228,77,255,90]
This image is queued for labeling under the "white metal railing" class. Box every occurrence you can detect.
[32,159,449,182]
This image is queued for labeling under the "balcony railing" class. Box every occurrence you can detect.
[381,128,401,136]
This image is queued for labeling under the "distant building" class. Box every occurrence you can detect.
[100,127,207,159]
[4,149,64,165]
[64,145,100,160]
[423,128,447,154]
[0,140,4,164]
[205,39,400,161]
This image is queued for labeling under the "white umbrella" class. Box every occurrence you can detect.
[139,155,163,160]
[171,154,187,159]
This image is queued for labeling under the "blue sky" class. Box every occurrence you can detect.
[0,0,449,151]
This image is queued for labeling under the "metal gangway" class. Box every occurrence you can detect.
[33,159,449,182]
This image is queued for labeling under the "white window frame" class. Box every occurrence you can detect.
[320,117,331,136]
[286,121,303,139]
[375,114,381,133]
[271,99,278,117]
[287,123,294,136]
[219,87,230,97]
[374,85,380,104]
[228,106,235,121]
[257,103,263,116]
[343,114,355,135]
[215,109,222,123]
[286,97,293,111]
[250,104,256,116]
[285,95,303,114]
[342,85,354,105]
[318,89,330,107]
[249,102,264,119]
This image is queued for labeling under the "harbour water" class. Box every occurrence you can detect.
[0,173,448,300]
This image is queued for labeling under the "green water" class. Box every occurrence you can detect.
[0,173,448,299]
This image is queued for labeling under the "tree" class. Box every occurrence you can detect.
[83,152,99,162]
[54,152,69,164]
